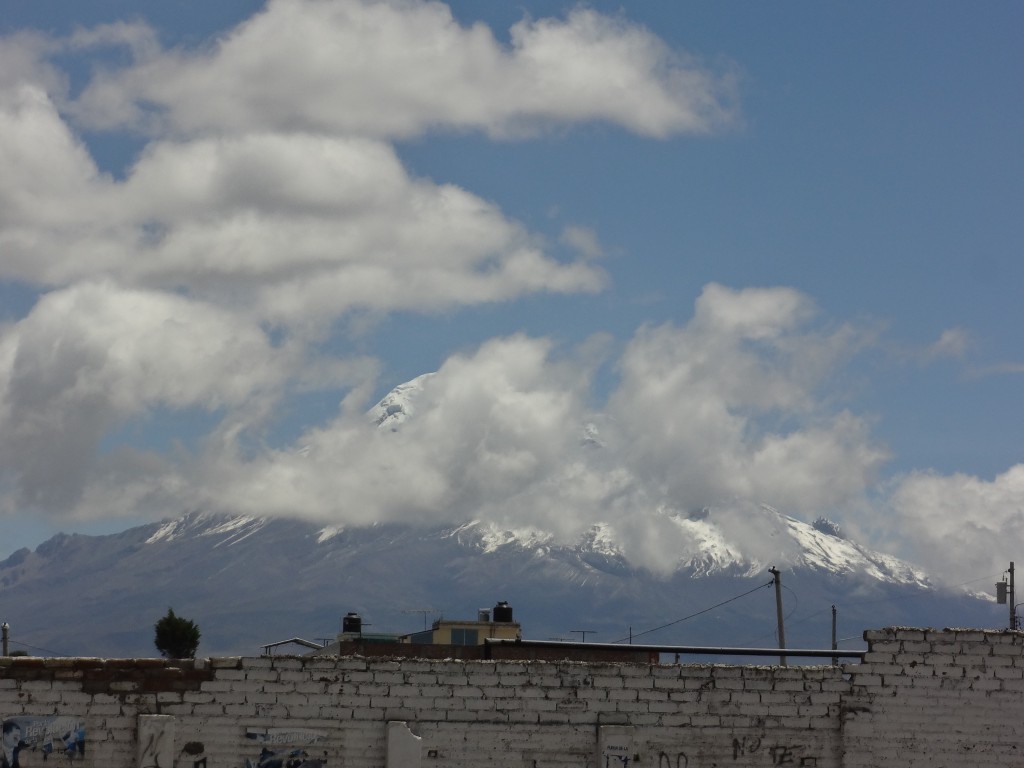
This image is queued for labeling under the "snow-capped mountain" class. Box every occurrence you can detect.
[359,377,928,585]
[0,378,1003,658]
[368,373,434,430]
[0,508,1000,659]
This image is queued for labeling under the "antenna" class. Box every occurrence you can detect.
[403,608,438,631]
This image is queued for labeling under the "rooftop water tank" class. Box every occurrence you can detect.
[342,612,362,634]
[493,601,513,623]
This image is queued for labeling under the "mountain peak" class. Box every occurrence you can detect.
[368,373,435,430]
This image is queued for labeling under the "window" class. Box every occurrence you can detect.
[450,628,479,646]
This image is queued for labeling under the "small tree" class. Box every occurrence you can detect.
[154,608,201,659]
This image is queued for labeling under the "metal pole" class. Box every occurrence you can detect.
[2,622,8,657]
[769,567,787,666]
[1011,562,1016,630]
[831,605,838,666]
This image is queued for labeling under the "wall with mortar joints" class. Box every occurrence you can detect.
[842,628,1024,768]
[3,629,1024,766]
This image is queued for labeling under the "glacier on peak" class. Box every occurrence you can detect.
[352,375,932,585]
[368,373,435,430]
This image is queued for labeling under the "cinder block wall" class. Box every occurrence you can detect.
[842,629,1024,768]
[1,628,1022,767]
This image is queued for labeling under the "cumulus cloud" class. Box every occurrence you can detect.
[606,285,886,517]
[189,335,598,528]
[0,94,605,321]
[2,1,1003,581]
[67,0,737,139]
[878,466,1024,581]
[81,285,883,576]
[0,271,983,577]
[0,282,307,512]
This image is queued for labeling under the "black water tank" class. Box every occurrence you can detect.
[342,612,362,634]
[493,601,513,623]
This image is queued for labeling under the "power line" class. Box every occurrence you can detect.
[782,583,799,622]
[612,580,774,644]
[739,570,1005,647]
[9,639,65,657]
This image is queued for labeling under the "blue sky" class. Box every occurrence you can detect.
[0,1,1021,580]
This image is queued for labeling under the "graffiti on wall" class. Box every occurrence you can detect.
[138,715,174,768]
[649,738,820,768]
[244,729,327,768]
[1,716,85,768]
[733,737,817,766]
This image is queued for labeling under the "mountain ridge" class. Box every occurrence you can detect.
[0,379,1001,658]
[0,508,1001,659]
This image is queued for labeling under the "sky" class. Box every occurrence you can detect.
[0,0,1022,583]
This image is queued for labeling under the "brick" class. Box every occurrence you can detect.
[6,629,1024,767]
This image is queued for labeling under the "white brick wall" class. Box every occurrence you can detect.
[3,629,1024,766]
[843,628,1024,768]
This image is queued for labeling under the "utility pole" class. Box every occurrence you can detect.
[769,567,787,666]
[996,563,1016,630]
[1012,562,1017,631]
[831,605,838,666]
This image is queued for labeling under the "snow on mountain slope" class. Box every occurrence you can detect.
[145,512,268,546]
[0,509,1001,658]
[368,373,435,430]
[364,377,925,585]
[782,513,929,587]
[0,375,987,658]
[420,505,925,588]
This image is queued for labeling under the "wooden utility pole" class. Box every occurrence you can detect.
[769,567,787,666]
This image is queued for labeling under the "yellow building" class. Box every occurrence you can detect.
[402,602,521,646]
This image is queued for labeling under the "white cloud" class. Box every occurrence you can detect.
[95,285,885,577]
[5,0,726,533]
[191,335,601,530]
[0,31,67,98]
[0,282,306,512]
[926,327,970,361]
[0,95,605,322]
[606,285,886,519]
[560,225,604,260]
[3,1,1003,582]
[67,0,737,139]
[879,466,1024,581]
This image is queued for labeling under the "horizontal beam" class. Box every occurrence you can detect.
[484,637,865,660]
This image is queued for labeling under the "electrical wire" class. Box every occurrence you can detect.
[9,639,65,657]
[612,580,774,644]
[735,582,801,647]
[739,570,1005,647]
[782,583,799,622]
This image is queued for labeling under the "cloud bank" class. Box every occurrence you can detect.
[0,0,1016,581]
